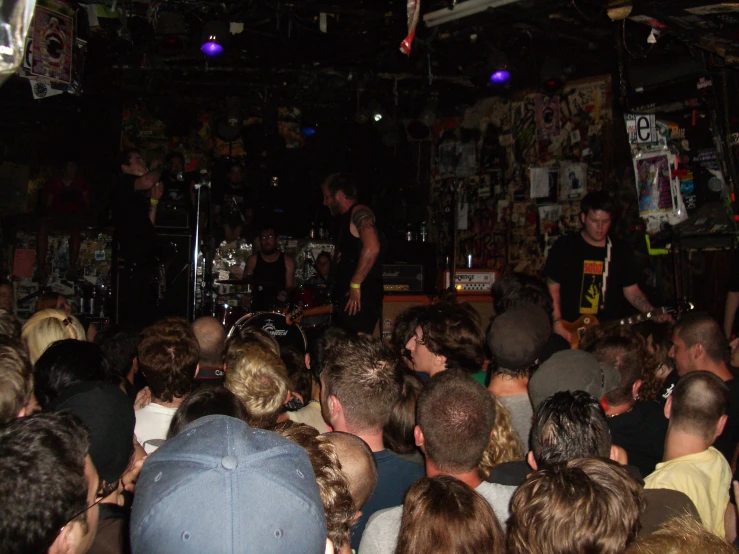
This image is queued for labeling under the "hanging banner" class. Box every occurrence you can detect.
[30,5,72,84]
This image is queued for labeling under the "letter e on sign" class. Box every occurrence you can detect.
[635,114,657,144]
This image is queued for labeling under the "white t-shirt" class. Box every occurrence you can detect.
[135,403,179,454]
[358,480,516,554]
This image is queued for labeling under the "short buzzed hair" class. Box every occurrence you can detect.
[323,431,378,510]
[531,390,612,468]
[675,313,729,365]
[192,316,226,367]
[417,369,496,473]
[669,371,729,443]
[321,334,402,432]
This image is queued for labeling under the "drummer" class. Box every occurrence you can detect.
[308,251,332,287]
[245,224,296,312]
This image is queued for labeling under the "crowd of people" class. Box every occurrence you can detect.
[1,267,739,553]
[2,180,739,553]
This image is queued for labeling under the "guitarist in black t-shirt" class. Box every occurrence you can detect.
[544,192,663,345]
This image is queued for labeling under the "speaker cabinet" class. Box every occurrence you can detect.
[381,295,433,341]
[158,232,193,320]
[456,295,495,330]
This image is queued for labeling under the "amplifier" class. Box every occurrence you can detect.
[155,201,190,230]
[382,264,424,293]
[444,270,497,294]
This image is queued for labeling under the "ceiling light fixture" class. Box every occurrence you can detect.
[424,0,523,28]
[201,21,228,57]
[489,51,511,85]
[606,0,633,21]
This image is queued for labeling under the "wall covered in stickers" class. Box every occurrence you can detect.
[428,75,618,275]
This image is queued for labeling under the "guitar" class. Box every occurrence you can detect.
[561,306,682,350]
[285,304,334,326]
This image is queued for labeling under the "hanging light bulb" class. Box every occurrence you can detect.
[201,21,228,57]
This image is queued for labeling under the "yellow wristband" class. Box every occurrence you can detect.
[150,199,159,206]
[349,282,360,289]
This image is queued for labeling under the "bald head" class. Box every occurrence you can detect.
[322,432,378,511]
[669,371,730,444]
[192,316,226,367]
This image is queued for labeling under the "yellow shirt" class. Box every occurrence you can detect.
[644,447,730,536]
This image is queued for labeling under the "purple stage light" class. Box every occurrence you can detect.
[490,69,511,84]
[201,41,224,56]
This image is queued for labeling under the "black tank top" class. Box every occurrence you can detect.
[252,253,287,310]
[334,203,384,298]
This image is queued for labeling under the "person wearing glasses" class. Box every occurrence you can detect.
[0,412,102,554]
[47,380,144,554]
[245,223,296,312]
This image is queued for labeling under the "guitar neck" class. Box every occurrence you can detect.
[616,308,669,326]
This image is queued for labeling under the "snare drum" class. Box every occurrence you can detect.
[228,312,307,353]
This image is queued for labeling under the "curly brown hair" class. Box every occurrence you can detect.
[582,325,660,403]
[273,421,355,549]
[478,395,524,479]
[137,317,200,402]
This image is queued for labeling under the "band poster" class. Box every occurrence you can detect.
[31,5,73,84]
[633,150,676,216]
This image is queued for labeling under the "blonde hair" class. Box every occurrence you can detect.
[21,309,86,364]
[224,342,289,428]
[625,515,736,554]
[478,395,523,479]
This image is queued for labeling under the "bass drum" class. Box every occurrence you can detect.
[228,312,307,353]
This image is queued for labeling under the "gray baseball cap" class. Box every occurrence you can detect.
[130,415,327,554]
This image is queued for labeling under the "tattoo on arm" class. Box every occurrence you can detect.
[352,206,376,232]
[626,288,654,313]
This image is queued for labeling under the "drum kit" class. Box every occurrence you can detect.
[212,274,333,353]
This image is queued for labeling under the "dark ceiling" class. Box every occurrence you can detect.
[2,0,738,112]
[76,0,738,94]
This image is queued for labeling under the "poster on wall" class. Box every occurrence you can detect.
[535,95,561,140]
[633,150,675,215]
[31,6,73,84]
[559,162,587,200]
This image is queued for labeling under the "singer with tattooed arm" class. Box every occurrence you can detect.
[321,173,385,334]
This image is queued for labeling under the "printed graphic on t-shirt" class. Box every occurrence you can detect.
[580,260,603,314]
[223,193,245,218]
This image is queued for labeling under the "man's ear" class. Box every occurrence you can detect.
[527,451,538,471]
[580,212,586,225]
[49,523,80,554]
[194,364,200,378]
[632,379,643,400]
[715,414,729,441]
[414,425,424,448]
[664,395,673,419]
[305,353,311,370]
[328,395,342,418]
[609,445,627,464]
[435,354,447,369]
[693,343,705,360]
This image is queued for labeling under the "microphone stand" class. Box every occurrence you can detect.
[192,172,212,319]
